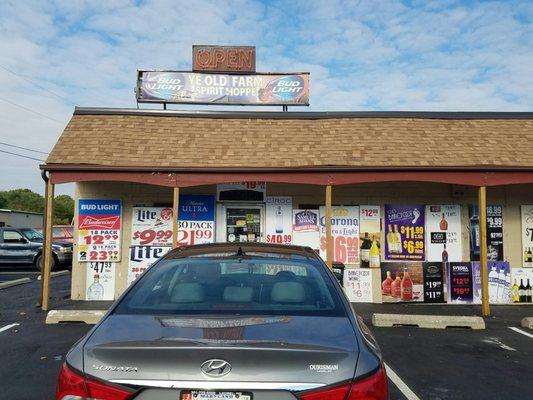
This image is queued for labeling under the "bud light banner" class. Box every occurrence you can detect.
[127,246,172,286]
[131,207,174,246]
[78,199,122,262]
[178,195,215,246]
[136,70,309,105]
[266,197,293,245]
[384,205,425,261]
[319,206,360,265]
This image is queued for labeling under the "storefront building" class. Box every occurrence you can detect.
[40,108,533,310]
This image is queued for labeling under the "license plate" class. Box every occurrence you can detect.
[180,391,252,400]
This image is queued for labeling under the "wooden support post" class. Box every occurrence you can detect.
[41,177,54,311]
[479,186,490,317]
[325,185,333,269]
[172,187,180,248]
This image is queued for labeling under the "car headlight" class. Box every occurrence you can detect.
[59,247,72,253]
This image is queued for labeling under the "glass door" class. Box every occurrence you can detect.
[224,205,264,243]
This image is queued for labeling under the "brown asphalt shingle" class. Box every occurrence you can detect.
[46,113,533,169]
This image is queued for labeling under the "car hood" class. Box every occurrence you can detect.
[82,314,359,386]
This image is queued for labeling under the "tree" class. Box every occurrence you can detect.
[54,195,74,224]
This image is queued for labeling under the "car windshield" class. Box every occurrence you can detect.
[20,229,43,241]
[114,253,346,317]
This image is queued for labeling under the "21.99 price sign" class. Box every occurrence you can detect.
[177,221,214,246]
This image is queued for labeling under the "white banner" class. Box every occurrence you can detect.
[265,196,293,245]
[85,261,115,301]
[319,206,360,265]
[511,267,533,303]
[426,205,462,262]
[359,206,381,268]
[131,207,174,246]
[521,205,533,268]
[292,209,320,251]
[344,268,373,302]
[127,246,172,287]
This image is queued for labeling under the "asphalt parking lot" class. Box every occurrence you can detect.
[1,274,532,400]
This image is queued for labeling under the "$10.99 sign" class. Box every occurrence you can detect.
[78,199,122,262]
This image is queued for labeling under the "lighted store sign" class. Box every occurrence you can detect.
[136,70,309,106]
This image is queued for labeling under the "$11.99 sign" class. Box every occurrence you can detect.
[78,199,122,262]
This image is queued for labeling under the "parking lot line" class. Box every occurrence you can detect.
[508,326,533,339]
[384,362,421,400]
[0,323,19,333]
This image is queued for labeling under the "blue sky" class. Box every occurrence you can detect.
[0,0,532,194]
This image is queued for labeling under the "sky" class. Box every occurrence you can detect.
[0,0,532,196]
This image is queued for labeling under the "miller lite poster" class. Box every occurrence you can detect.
[178,195,215,246]
[292,209,319,251]
[131,207,174,246]
[78,199,121,262]
[127,246,172,286]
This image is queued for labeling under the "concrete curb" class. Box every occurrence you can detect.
[0,277,31,289]
[372,313,485,330]
[37,270,70,280]
[521,317,533,329]
[46,310,106,324]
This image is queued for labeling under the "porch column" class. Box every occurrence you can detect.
[172,187,180,248]
[41,176,55,311]
[325,185,333,269]
[478,186,490,316]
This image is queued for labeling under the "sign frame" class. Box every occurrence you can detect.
[192,45,256,73]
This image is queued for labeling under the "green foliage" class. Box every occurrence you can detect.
[0,189,74,225]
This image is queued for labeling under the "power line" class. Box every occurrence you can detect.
[0,97,67,125]
[0,64,73,104]
[0,149,46,162]
[0,141,49,155]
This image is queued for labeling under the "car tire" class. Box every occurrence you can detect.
[35,254,56,272]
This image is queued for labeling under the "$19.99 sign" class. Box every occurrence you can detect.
[78,199,122,262]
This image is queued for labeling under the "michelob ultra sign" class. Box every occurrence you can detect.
[136,70,309,105]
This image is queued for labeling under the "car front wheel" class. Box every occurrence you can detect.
[35,254,56,272]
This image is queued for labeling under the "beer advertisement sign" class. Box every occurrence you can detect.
[292,209,320,251]
[426,205,462,263]
[131,207,174,246]
[136,70,309,106]
[319,206,360,265]
[177,195,215,246]
[127,246,172,286]
[77,199,121,262]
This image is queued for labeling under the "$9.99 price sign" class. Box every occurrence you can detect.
[131,207,174,246]
[78,199,122,262]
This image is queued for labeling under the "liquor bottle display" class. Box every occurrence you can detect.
[391,272,401,298]
[369,236,380,268]
[439,213,448,230]
[381,271,392,295]
[512,279,520,303]
[360,232,371,268]
[526,279,532,303]
[488,266,499,303]
[441,244,448,262]
[400,269,413,301]
[393,225,402,253]
[386,224,397,253]
[519,279,526,303]
[87,274,104,301]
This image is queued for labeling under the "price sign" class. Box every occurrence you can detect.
[177,195,216,247]
[266,234,293,244]
[85,261,115,301]
[319,206,360,265]
[344,269,373,302]
[131,207,174,246]
[177,222,214,246]
[423,262,445,303]
[384,205,425,261]
[448,262,474,303]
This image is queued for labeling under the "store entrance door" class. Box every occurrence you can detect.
[223,205,264,243]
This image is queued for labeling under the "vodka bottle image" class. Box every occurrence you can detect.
[87,274,104,301]
[400,269,413,301]
[381,271,392,295]
[275,206,284,234]
[488,266,499,303]
[439,213,448,231]
[497,268,507,304]
[391,272,401,298]
[369,236,380,269]
[512,279,520,303]
[393,225,402,253]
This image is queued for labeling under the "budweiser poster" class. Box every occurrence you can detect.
[77,199,122,262]
[136,71,309,106]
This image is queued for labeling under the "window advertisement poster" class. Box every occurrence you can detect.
[131,207,174,246]
[468,205,480,261]
[85,261,115,301]
[426,205,462,263]
[292,209,319,250]
[447,262,474,304]
[521,205,533,267]
[265,197,293,245]
[471,262,482,304]
[359,206,381,268]
[127,246,172,286]
[487,205,504,261]
[511,268,533,303]
[380,262,424,303]
[487,261,512,304]
[344,269,373,303]
[422,262,445,303]
[217,181,266,202]
[77,199,121,262]
[319,206,360,265]
[178,195,215,246]
[384,205,425,261]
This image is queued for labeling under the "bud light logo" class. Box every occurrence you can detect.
[259,75,306,103]
[141,72,186,101]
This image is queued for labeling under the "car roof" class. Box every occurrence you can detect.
[164,242,319,260]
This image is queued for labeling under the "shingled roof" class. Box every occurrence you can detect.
[45,108,533,170]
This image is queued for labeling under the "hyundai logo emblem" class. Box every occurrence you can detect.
[201,359,232,377]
